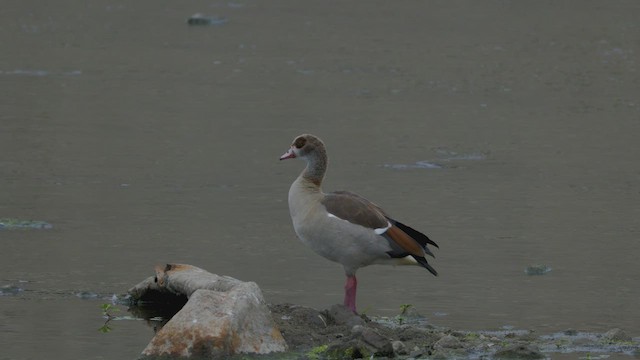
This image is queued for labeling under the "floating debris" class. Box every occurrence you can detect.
[0,284,24,296]
[75,291,100,300]
[187,13,228,26]
[525,264,552,276]
[0,218,52,230]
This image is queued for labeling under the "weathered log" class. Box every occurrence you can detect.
[128,264,287,358]
[129,263,243,299]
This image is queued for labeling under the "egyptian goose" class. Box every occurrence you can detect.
[280,134,438,313]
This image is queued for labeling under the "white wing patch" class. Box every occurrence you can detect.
[374,221,392,235]
[327,212,391,235]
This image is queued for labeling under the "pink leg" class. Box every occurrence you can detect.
[343,275,358,313]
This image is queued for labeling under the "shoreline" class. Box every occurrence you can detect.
[266,303,640,359]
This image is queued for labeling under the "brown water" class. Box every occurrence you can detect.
[1,1,639,359]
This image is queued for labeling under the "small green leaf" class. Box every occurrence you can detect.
[399,303,413,315]
[98,324,112,333]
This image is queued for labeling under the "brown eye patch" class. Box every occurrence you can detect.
[294,137,307,149]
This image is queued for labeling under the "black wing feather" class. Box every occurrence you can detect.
[414,255,439,276]
[392,220,439,249]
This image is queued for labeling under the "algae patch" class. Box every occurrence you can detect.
[0,218,52,230]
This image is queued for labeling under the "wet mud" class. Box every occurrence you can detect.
[266,304,640,359]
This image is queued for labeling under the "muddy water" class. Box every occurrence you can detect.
[1,1,639,359]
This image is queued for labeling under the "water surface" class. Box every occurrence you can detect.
[1,1,639,359]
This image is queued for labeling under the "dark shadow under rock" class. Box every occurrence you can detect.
[494,344,545,359]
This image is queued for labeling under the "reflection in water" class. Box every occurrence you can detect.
[128,295,187,332]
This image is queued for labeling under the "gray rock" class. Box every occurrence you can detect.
[359,327,393,354]
[434,334,463,350]
[604,328,632,342]
[397,326,440,343]
[290,305,327,328]
[494,344,545,359]
[409,345,426,358]
[392,340,407,355]
[351,324,364,335]
[326,304,365,327]
[326,326,394,358]
[430,334,467,359]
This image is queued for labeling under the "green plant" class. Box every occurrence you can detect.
[395,303,413,325]
[464,332,481,341]
[306,344,328,360]
[399,304,413,315]
[359,305,372,316]
[554,338,569,349]
[98,303,120,333]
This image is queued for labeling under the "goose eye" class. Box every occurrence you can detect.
[294,137,306,149]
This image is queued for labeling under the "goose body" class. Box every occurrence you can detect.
[280,134,438,312]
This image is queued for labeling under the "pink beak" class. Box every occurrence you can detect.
[280,148,296,160]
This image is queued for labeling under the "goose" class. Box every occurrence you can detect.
[279,134,439,313]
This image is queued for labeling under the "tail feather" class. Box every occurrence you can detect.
[393,220,439,248]
[384,218,439,276]
[414,256,438,276]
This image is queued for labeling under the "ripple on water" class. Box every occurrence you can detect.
[383,161,443,170]
[0,69,82,76]
[383,148,488,170]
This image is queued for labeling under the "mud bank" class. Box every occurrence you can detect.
[125,265,638,359]
[262,303,640,359]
